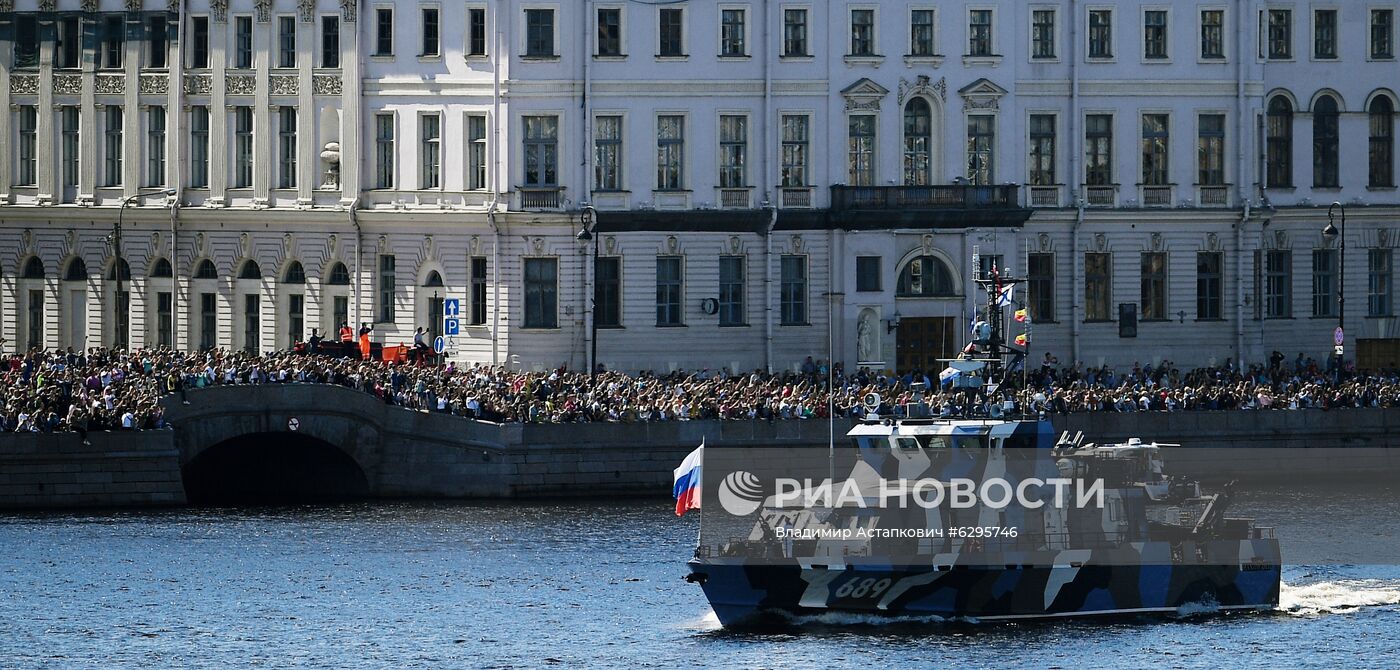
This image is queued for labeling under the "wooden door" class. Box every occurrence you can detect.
[896,317,957,374]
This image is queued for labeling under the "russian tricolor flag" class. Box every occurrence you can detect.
[672,440,704,516]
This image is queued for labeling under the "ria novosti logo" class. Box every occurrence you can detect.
[717,471,766,516]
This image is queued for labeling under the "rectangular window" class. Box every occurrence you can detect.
[1201,10,1224,59]
[1141,252,1167,320]
[378,254,396,322]
[595,257,621,327]
[1032,9,1056,59]
[1371,249,1394,317]
[1028,253,1055,321]
[103,16,124,69]
[27,290,44,350]
[910,9,935,56]
[375,8,394,56]
[1198,114,1226,186]
[147,106,166,188]
[1312,249,1336,317]
[656,115,684,189]
[1085,114,1113,186]
[597,8,622,56]
[1374,100,1396,188]
[13,16,37,68]
[721,8,746,56]
[969,9,992,55]
[781,115,809,187]
[1198,252,1223,319]
[856,256,881,292]
[58,18,81,69]
[967,115,995,185]
[1314,9,1337,59]
[469,115,488,190]
[655,256,683,326]
[469,8,488,56]
[850,9,874,56]
[148,16,168,68]
[783,9,808,56]
[278,107,297,189]
[419,114,440,189]
[524,258,558,328]
[1375,9,1395,59]
[288,294,304,348]
[1268,9,1292,59]
[1088,9,1112,58]
[187,15,208,67]
[780,255,807,325]
[189,106,209,188]
[322,16,341,67]
[1029,114,1056,185]
[156,292,172,348]
[278,16,297,68]
[719,256,746,326]
[1144,10,1167,59]
[234,106,253,188]
[594,115,622,190]
[104,106,123,187]
[523,116,559,186]
[719,115,747,188]
[1264,250,1292,318]
[848,115,875,185]
[421,7,440,56]
[469,257,488,325]
[1085,252,1112,321]
[1141,114,1169,186]
[659,8,684,56]
[200,293,217,350]
[235,16,253,68]
[61,107,80,189]
[374,113,395,189]
[237,294,257,353]
[17,106,37,186]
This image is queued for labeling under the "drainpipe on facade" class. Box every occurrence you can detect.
[764,202,777,373]
[487,16,505,366]
[1069,0,1083,366]
[348,196,362,330]
[762,0,773,201]
[1235,0,1251,366]
[171,0,185,348]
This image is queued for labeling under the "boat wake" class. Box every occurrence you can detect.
[1280,579,1400,614]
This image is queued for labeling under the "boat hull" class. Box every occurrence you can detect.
[689,548,1281,626]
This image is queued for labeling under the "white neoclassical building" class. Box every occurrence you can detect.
[0,0,1398,372]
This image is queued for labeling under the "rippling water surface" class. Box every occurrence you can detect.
[3,487,1399,669]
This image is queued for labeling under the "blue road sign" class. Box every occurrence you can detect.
[433,335,446,354]
[443,318,460,336]
[444,298,461,317]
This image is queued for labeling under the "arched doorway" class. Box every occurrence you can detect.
[182,432,371,505]
[894,253,960,374]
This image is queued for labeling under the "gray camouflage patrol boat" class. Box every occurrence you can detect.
[685,268,1281,626]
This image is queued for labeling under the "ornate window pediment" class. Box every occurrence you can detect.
[958,78,1008,110]
[841,78,890,112]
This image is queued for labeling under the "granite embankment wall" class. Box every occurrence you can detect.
[5,382,1400,510]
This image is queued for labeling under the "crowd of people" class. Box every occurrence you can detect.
[4,346,1400,435]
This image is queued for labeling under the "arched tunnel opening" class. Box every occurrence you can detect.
[182,432,372,506]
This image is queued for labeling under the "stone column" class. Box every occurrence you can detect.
[123,13,140,198]
[295,4,313,207]
[209,10,229,206]
[0,14,13,204]
[338,0,359,205]
[78,16,97,205]
[252,6,271,207]
[36,18,56,206]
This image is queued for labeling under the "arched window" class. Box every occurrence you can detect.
[1371,96,1395,188]
[896,256,955,297]
[106,258,131,281]
[150,257,173,278]
[21,257,44,279]
[423,270,444,287]
[194,259,218,279]
[1266,96,1293,188]
[63,257,88,281]
[238,260,262,279]
[1313,95,1340,188]
[903,98,932,186]
[283,260,307,283]
[327,262,350,285]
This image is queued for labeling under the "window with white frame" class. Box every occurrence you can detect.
[61,106,81,189]
[1032,9,1056,59]
[719,115,747,188]
[1143,9,1167,59]
[235,16,253,67]
[1374,9,1395,59]
[1314,9,1337,60]
[781,114,809,187]
[420,113,440,189]
[721,8,746,56]
[1141,114,1169,186]
[374,8,393,56]
[375,113,395,189]
[783,8,808,56]
[1088,9,1112,58]
[904,99,932,185]
[656,115,684,189]
[968,9,992,55]
[522,115,559,187]
[16,106,36,186]
[1201,9,1224,59]
[1085,114,1113,186]
[850,8,875,56]
[233,106,253,188]
[848,115,875,185]
[277,16,296,67]
[322,15,341,67]
[597,7,622,56]
[147,106,166,187]
[421,7,440,56]
[967,115,995,185]
[468,7,488,56]
[1267,9,1292,59]
[525,8,555,57]
[103,105,123,187]
[1029,113,1056,185]
[1198,114,1226,186]
[469,114,488,190]
[910,9,935,56]
[278,107,297,188]
[594,115,623,190]
[658,8,684,56]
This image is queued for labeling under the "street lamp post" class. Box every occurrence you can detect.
[1323,201,1346,381]
[112,190,177,350]
[575,205,599,388]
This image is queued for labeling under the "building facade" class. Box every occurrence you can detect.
[0,0,1396,372]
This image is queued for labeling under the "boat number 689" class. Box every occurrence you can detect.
[834,577,892,599]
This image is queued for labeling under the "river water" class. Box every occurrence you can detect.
[3,489,1400,669]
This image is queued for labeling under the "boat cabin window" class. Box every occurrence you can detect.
[915,435,951,450]
[894,437,921,451]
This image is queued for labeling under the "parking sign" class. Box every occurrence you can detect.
[443,318,460,336]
